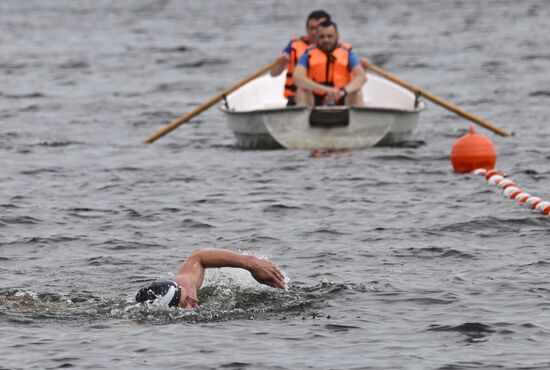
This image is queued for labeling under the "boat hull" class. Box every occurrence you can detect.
[225,110,282,149]
[220,72,425,149]
[263,107,394,150]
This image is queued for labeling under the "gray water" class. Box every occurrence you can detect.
[1,1,550,369]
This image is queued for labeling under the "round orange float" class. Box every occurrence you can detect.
[450,126,497,173]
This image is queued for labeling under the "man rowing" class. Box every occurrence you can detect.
[135,248,286,309]
[270,10,332,106]
[293,21,366,107]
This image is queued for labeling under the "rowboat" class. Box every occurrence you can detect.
[219,71,426,149]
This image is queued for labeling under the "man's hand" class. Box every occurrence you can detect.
[360,56,371,70]
[323,87,346,105]
[249,258,286,289]
[175,274,199,309]
[277,53,290,67]
[270,53,290,76]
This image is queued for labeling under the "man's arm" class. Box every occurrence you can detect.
[270,42,292,76]
[293,51,332,93]
[343,64,367,94]
[294,65,347,103]
[176,248,286,290]
[294,65,333,93]
[270,53,289,76]
[360,56,371,70]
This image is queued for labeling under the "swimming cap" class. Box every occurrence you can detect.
[135,281,181,307]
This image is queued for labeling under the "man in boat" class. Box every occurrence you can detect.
[135,248,286,309]
[293,21,367,107]
[270,10,332,106]
[270,11,370,107]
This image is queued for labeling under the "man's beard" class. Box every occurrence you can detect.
[319,41,337,53]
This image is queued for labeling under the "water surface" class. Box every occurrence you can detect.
[1,1,549,369]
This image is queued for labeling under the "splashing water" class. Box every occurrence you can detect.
[0,273,375,325]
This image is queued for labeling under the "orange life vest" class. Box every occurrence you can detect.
[305,44,352,96]
[284,36,312,98]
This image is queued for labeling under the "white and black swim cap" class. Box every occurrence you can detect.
[135,281,181,307]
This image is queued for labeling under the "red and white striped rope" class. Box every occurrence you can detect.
[471,168,550,216]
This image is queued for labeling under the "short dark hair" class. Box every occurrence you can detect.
[307,10,331,26]
[317,20,338,31]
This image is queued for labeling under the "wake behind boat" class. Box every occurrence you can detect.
[220,71,427,150]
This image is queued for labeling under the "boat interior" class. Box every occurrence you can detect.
[224,71,421,112]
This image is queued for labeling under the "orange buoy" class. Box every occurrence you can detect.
[450,125,497,173]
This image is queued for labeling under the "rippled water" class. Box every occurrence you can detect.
[1,1,550,369]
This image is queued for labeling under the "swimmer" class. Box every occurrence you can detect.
[135,248,286,309]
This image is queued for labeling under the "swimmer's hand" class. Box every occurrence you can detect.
[249,258,286,289]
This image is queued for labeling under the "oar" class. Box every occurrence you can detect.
[143,60,279,144]
[367,65,510,137]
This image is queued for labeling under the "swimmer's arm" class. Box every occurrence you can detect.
[177,248,286,289]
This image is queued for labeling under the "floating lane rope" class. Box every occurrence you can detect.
[471,168,550,216]
[449,125,547,217]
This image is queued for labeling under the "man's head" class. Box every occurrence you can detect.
[306,10,331,39]
[135,281,181,307]
[316,21,339,53]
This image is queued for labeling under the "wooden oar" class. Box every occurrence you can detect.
[367,65,510,137]
[143,60,279,144]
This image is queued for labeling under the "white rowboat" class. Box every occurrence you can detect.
[220,71,426,149]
